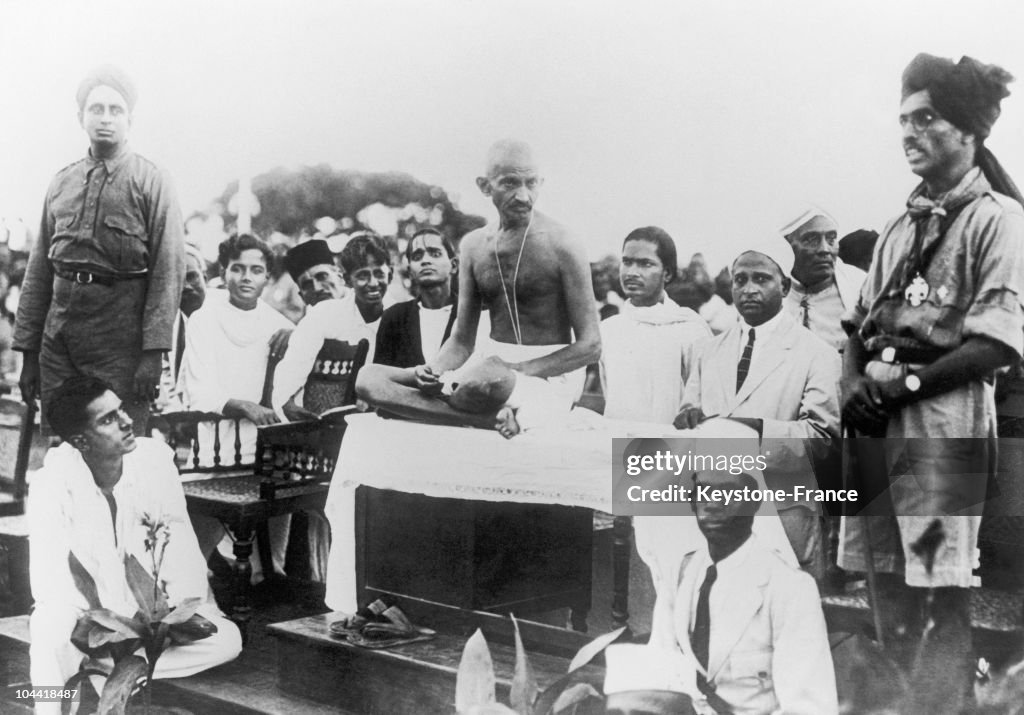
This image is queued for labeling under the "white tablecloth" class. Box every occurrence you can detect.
[323,412,795,612]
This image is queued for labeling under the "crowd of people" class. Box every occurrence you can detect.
[16,51,1024,715]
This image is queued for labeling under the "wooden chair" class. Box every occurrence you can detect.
[255,338,369,497]
[0,398,34,518]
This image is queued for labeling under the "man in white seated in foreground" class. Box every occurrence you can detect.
[28,376,241,714]
[648,469,837,715]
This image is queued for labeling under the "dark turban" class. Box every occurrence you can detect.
[285,239,335,282]
[76,65,138,113]
[902,53,1022,203]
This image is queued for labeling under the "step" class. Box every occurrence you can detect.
[0,615,350,715]
[822,585,1024,658]
[268,611,604,715]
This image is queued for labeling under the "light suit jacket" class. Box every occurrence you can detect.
[681,311,840,486]
[649,535,838,714]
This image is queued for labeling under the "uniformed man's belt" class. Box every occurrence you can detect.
[55,269,147,287]
[872,345,948,365]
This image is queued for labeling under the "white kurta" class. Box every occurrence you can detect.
[28,440,241,710]
[272,292,394,417]
[177,291,292,464]
[599,298,711,424]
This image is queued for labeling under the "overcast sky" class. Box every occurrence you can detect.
[2,0,1022,269]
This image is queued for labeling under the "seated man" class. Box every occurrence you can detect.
[177,234,292,580]
[360,354,517,430]
[359,139,600,437]
[284,238,346,310]
[649,469,838,715]
[675,245,840,580]
[28,377,241,714]
[178,234,290,462]
[375,228,460,369]
[272,233,394,421]
[262,238,347,363]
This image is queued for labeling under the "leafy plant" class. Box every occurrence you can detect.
[455,617,626,715]
[64,513,218,714]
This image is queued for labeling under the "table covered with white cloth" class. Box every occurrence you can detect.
[323,412,796,613]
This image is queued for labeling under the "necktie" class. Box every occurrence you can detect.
[800,295,810,328]
[692,563,718,691]
[736,328,755,392]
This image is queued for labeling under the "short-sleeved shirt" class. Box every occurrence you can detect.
[846,169,1024,359]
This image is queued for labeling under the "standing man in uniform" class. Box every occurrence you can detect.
[14,66,185,431]
[841,53,1024,714]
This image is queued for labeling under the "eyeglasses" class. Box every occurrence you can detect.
[899,108,940,133]
[351,267,390,285]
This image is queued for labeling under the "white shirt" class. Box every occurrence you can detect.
[178,291,292,464]
[684,536,756,634]
[28,440,219,687]
[600,297,711,424]
[272,292,394,416]
[736,309,785,374]
[418,303,453,364]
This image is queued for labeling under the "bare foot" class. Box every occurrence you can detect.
[495,406,521,439]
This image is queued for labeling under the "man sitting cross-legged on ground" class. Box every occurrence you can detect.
[28,377,241,714]
[357,139,600,436]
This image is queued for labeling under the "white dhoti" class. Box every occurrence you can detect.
[447,339,586,430]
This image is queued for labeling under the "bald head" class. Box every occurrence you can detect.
[484,139,539,178]
[477,139,543,228]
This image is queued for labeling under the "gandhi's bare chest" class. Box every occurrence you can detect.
[472,233,562,308]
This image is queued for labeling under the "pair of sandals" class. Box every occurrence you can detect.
[329,598,436,649]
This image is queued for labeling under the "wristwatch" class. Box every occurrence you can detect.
[904,373,922,393]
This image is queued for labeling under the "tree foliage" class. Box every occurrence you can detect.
[217,164,485,243]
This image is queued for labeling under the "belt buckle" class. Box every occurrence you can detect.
[73,271,93,284]
[881,347,896,363]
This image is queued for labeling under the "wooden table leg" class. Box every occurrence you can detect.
[611,516,633,635]
[228,528,255,642]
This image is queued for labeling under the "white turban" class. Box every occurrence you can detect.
[734,241,793,279]
[778,204,837,240]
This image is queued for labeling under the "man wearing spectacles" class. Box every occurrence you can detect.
[778,206,866,354]
[272,233,393,420]
[840,54,1024,714]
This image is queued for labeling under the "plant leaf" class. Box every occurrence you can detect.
[551,683,601,714]
[97,654,147,715]
[510,615,538,714]
[168,613,219,645]
[455,629,496,714]
[160,597,203,625]
[68,552,102,610]
[124,554,157,617]
[63,667,111,715]
[86,609,147,640]
[568,626,627,673]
